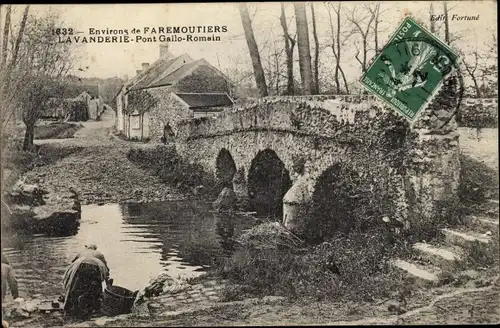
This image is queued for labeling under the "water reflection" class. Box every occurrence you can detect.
[1,199,255,300]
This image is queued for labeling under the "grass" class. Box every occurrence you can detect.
[457,105,498,129]
[214,224,412,304]
[458,154,499,216]
[34,122,83,139]
[127,145,218,196]
[2,138,83,193]
[465,231,499,268]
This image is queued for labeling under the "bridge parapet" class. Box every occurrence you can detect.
[176,95,400,141]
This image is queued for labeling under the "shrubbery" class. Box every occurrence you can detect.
[217,223,409,303]
[127,145,217,195]
[34,122,83,139]
[459,154,499,214]
[456,103,498,128]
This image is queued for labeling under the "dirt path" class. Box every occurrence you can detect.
[27,109,185,205]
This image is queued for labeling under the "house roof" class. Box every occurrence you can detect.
[174,92,234,110]
[60,83,99,99]
[129,56,180,90]
[148,59,211,88]
[122,50,230,95]
[127,54,194,92]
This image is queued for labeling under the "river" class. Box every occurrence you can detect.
[1,200,255,300]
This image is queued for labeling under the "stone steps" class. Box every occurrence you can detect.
[392,198,498,288]
[413,242,462,268]
[391,259,440,286]
[465,215,499,232]
[441,228,491,248]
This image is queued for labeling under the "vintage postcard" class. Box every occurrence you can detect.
[0,1,498,327]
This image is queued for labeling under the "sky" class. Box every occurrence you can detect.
[3,2,497,85]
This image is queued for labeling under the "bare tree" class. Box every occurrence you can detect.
[294,3,314,95]
[223,53,256,98]
[0,5,30,142]
[429,2,436,33]
[366,2,384,55]
[1,5,12,69]
[262,39,285,95]
[443,2,450,44]
[325,2,351,94]
[478,32,498,97]
[279,3,296,95]
[462,49,482,97]
[437,3,463,45]
[239,3,268,97]
[310,2,320,94]
[347,5,376,73]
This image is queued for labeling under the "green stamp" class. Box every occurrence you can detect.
[360,17,460,121]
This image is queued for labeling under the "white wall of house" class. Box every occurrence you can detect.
[123,93,128,131]
[88,99,100,120]
[143,112,150,139]
[124,112,130,139]
[129,113,141,139]
[124,112,150,140]
[116,90,126,132]
[115,95,121,129]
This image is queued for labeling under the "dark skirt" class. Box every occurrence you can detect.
[64,262,104,317]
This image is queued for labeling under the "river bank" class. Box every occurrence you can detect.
[7,272,498,327]
[2,114,498,327]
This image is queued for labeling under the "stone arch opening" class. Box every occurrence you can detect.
[308,163,368,241]
[248,149,292,219]
[215,148,237,189]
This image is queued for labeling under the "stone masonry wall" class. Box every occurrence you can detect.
[175,95,461,233]
[147,87,191,143]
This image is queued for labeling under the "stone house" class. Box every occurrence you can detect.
[74,91,104,120]
[43,85,102,121]
[115,43,233,141]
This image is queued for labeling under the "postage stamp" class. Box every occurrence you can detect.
[360,17,460,122]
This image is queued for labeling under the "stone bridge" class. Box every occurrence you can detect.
[175,94,461,236]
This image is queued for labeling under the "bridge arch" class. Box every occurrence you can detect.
[215,148,237,189]
[247,148,292,219]
[307,163,369,241]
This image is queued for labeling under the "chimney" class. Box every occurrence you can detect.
[159,43,170,58]
[136,70,142,75]
[142,62,150,71]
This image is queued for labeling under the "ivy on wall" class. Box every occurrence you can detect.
[126,89,158,115]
